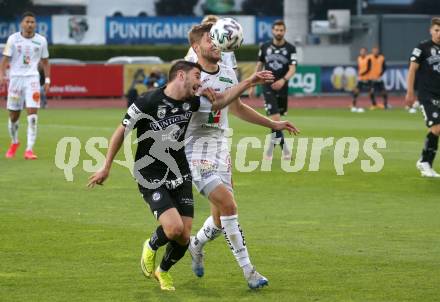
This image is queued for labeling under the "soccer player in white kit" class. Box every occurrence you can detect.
[185,23,299,289]
[0,12,50,159]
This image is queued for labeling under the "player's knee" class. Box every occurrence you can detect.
[163,223,184,240]
[430,125,440,136]
[177,232,191,245]
[219,201,237,216]
[9,112,20,122]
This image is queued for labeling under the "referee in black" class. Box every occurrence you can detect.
[406,17,440,177]
[250,19,297,160]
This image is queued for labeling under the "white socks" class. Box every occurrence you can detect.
[193,216,222,250]
[8,119,19,144]
[26,114,38,151]
[220,215,252,272]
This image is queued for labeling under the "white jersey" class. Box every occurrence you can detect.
[184,47,237,69]
[185,63,238,158]
[2,32,49,77]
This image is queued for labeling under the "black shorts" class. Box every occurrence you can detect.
[139,177,194,219]
[420,98,440,128]
[356,80,372,92]
[263,85,288,116]
[371,80,386,92]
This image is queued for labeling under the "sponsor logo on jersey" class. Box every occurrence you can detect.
[208,110,221,124]
[182,102,190,111]
[31,40,41,46]
[152,191,161,201]
[23,55,30,65]
[127,103,142,119]
[219,76,233,84]
[412,48,422,57]
[157,106,167,119]
[149,112,192,131]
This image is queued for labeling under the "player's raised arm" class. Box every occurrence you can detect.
[207,70,275,111]
[229,99,300,135]
[87,124,126,187]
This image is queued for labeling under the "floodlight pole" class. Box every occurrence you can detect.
[357,0,363,16]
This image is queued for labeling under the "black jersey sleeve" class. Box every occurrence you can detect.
[121,91,155,129]
[192,96,201,112]
[258,43,266,63]
[288,44,297,65]
[410,42,425,64]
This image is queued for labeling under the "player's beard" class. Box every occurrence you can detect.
[201,47,220,64]
[274,34,284,42]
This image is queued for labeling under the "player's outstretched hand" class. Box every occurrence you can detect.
[249,70,275,86]
[201,87,216,104]
[87,169,109,188]
[272,120,300,135]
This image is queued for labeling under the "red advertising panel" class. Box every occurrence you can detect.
[0,65,123,97]
[48,65,123,97]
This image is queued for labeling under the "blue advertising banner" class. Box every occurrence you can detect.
[106,17,202,44]
[321,64,408,93]
[255,17,280,44]
[0,16,52,44]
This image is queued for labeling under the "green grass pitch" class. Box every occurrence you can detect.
[1,107,439,302]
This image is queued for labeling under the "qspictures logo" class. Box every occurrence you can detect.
[54,112,387,186]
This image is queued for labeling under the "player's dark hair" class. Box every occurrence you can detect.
[168,60,201,81]
[431,17,440,27]
[188,23,213,45]
[272,19,286,29]
[21,11,36,20]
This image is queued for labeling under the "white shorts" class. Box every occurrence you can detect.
[189,150,233,197]
[6,76,41,111]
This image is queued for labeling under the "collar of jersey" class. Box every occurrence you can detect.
[271,41,287,48]
[20,32,36,40]
[200,64,220,75]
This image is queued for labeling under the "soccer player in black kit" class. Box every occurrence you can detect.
[250,19,297,160]
[88,60,275,290]
[406,17,440,178]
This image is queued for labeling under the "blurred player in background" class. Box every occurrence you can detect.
[250,19,297,160]
[406,17,440,178]
[184,15,238,71]
[185,23,298,289]
[0,11,50,160]
[351,47,372,112]
[369,46,389,109]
